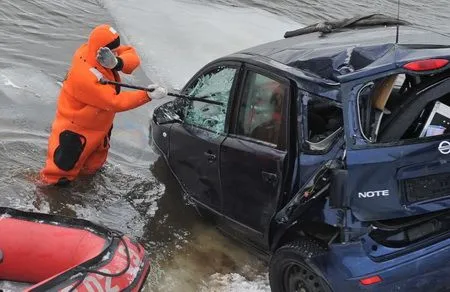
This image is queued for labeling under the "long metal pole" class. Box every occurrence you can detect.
[99,79,224,106]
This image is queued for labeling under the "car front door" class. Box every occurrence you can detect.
[169,62,241,211]
[220,65,290,241]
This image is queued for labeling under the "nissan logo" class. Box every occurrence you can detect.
[439,141,450,155]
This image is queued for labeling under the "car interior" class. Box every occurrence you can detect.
[358,72,450,143]
[305,97,344,151]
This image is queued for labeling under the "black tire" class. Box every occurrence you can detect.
[269,239,332,292]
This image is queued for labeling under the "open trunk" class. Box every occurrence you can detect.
[343,52,450,222]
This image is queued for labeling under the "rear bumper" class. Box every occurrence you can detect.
[313,236,450,291]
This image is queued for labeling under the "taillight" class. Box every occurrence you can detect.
[403,59,449,72]
[360,275,382,285]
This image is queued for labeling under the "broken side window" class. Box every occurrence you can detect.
[357,72,450,143]
[183,66,237,133]
[302,94,343,152]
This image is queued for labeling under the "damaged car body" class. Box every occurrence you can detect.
[150,14,450,292]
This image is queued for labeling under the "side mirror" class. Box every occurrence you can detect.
[153,101,183,125]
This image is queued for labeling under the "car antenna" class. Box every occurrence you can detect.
[395,0,401,43]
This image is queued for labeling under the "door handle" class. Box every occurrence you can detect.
[262,171,278,186]
[204,151,217,163]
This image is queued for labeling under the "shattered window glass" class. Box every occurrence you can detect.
[357,82,378,142]
[303,94,343,152]
[358,74,417,142]
[183,66,236,133]
[236,71,286,145]
[359,73,450,143]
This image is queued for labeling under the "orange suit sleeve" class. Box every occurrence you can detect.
[71,69,150,113]
[116,45,141,74]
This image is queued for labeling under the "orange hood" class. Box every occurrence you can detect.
[86,24,120,66]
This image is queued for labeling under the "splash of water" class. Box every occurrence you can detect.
[98,0,300,89]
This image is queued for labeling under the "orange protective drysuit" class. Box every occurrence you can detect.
[40,24,150,185]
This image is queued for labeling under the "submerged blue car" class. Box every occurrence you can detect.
[150,14,450,291]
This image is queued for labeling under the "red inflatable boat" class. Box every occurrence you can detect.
[0,207,151,291]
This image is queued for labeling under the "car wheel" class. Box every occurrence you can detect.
[269,239,331,292]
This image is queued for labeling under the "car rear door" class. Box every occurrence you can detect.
[169,62,241,211]
[220,64,290,239]
[343,72,450,222]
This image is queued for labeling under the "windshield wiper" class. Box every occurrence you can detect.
[284,14,410,38]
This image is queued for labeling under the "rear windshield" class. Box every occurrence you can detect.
[357,72,450,144]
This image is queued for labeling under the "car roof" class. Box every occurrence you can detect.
[233,14,450,85]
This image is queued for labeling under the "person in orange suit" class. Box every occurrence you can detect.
[40,24,167,186]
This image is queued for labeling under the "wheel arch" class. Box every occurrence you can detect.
[268,237,334,292]
[270,219,340,252]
